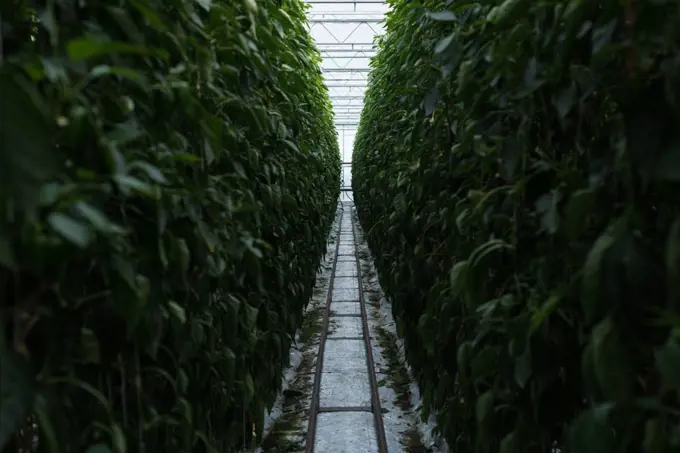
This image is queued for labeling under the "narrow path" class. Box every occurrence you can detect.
[306,201,388,453]
[258,200,439,453]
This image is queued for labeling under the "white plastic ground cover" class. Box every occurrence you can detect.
[352,206,451,453]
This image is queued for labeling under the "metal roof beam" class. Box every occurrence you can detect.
[316,43,375,47]
[319,49,378,54]
[322,68,370,72]
[309,11,384,15]
[319,55,372,59]
[309,18,382,23]
[321,51,377,55]
[308,1,384,3]
[309,12,384,18]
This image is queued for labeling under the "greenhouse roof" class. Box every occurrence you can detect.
[306,0,387,194]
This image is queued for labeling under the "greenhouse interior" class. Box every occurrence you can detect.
[1,0,679,452]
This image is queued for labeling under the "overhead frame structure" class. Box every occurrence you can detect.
[307,0,385,124]
[307,0,386,193]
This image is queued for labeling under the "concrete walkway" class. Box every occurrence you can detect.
[309,202,386,453]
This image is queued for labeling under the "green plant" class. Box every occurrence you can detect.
[353,0,680,451]
[0,0,339,451]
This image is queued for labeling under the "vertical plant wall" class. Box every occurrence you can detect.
[353,0,680,451]
[0,0,340,451]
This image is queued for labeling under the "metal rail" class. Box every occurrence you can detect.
[350,203,388,453]
[305,208,343,453]
[304,203,387,453]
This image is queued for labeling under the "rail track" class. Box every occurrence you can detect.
[304,201,388,453]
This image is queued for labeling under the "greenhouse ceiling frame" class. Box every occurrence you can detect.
[307,0,386,126]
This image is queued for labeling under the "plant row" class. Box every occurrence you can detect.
[353,0,680,451]
[0,0,340,451]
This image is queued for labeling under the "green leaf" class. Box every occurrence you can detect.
[47,212,93,248]
[424,87,439,116]
[469,239,513,269]
[75,202,127,235]
[130,0,166,30]
[457,342,473,387]
[514,345,532,388]
[565,188,596,239]
[653,137,680,181]
[591,317,634,402]
[449,260,468,297]
[535,190,561,234]
[244,372,255,405]
[476,390,494,429]
[111,423,126,453]
[643,417,666,453]
[33,394,58,453]
[0,236,16,270]
[568,406,615,453]
[243,303,259,330]
[655,335,680,388]
[591,19,617,55]
[129,161,169,184]
[500,430,518,453]
[78,328,101,364]
[582,216,626,324]
[0,72,59,209]
[66,38,169,61]
[555,83,577,120]
[168,301,187,325]
[195,0,212,12]
[0,348,36,449]
[176,238,190,278]
[667,220,680,311]
[88,65,148,86]
[427,10,457,21]
[86,444,113,453]
[113,175,156,198]
[530,292,562,333]
[435,33,455,55]
[107,121,144,146]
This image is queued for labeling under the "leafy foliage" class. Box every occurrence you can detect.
[0,0,339,451]
[353,0,680,451]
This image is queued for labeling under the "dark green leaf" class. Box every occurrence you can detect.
[427,10,456,21]
[86,444,113,453]
[568,407,615,453]
[0,349,36,449]
[66,38,169,61]
[47,212,93,248]
[655,336,680,388]
[435,34,455,55]
[0,73,58,209]
[591,317,634,402]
